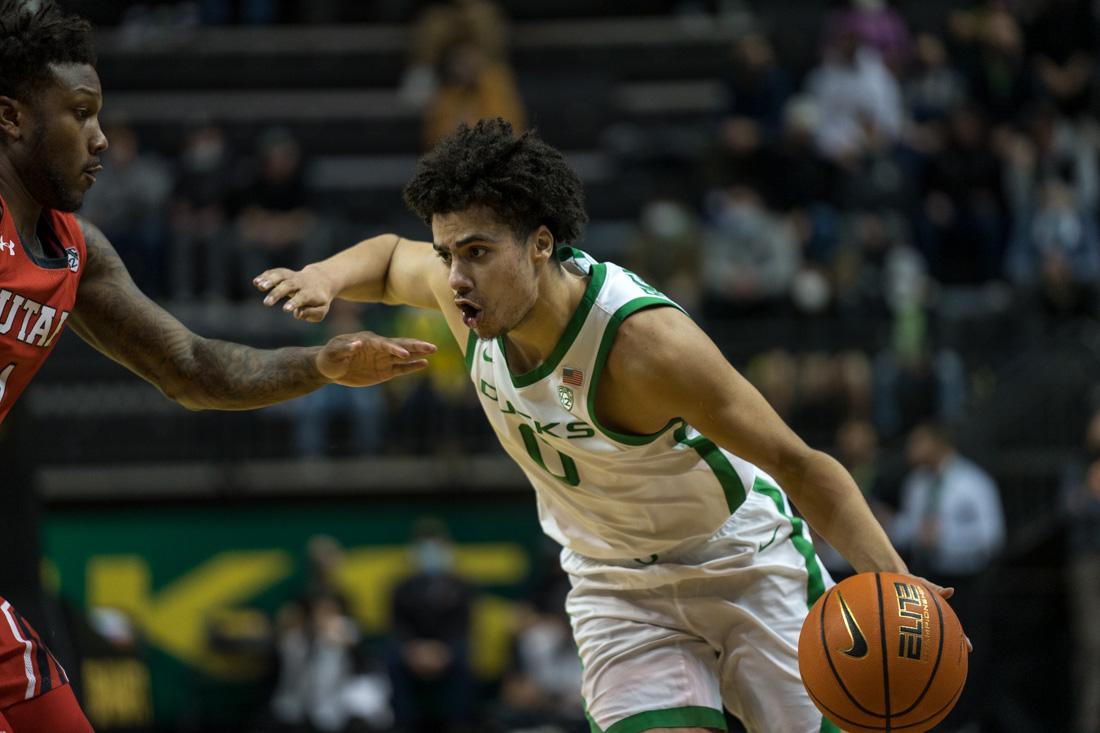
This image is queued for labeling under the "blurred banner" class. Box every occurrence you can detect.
[43,495,542,729]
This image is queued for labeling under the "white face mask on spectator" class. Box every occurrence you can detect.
[414,539,454,575]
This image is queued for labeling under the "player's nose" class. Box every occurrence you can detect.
[90,120,108,155]
[448,263,473,293]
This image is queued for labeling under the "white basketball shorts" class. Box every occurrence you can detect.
[562,478,839,733]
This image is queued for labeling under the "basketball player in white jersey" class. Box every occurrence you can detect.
[255,118,958,733]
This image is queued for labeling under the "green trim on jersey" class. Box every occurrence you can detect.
[751,476,827,607]
[464,329,478,373]
[498,262,608,388]
[673,423,748,513]
[587,705,727,733]
[587,296,683,446]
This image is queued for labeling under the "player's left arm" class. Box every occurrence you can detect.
[69,219,435,410]
[605,307,909,576]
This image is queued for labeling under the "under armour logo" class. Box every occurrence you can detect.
[0,236,14,256]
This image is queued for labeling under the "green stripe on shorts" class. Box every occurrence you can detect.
[750,476,826,607]
[753,476,837,733]
[587,705,728,733]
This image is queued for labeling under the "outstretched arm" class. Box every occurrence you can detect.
[254,233,447,319]
[70,219,435,411]
[253,231,471,352]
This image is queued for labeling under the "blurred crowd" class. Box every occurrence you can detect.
[237,524,586,733]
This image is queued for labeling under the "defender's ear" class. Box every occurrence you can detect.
[0,96,24,142]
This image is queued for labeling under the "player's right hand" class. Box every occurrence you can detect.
[254,265,338,322]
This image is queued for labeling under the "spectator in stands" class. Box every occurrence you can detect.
[1063,405,1100,733]
[401,0,508,108]
[169,121,237,300]
[1006,178,1100,290]
[892,421,1004,731]
[387,307,481,454]
[701,186,799,315]
[1024,0,1098,118]
[950,6,1036,126]
[420,0,525,150]
[79,119,173,297]
[625,199,703,312]
[719,32,791,138]
[269,536,392,733]
[918,105,1007,285]
[822,0,912,74]
[1005,104,1099,216]
[496,600,585,733]
[903,33,966,124]
[235,127,320,300]
[287,301,389,458]
[805,29,904,165]
[386,519,476,733]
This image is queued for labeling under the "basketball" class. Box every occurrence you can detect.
[798,572,968,732]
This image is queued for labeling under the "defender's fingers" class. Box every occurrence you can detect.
[389,359,430,374]
[375,339,411,359]
[392,338,437,354]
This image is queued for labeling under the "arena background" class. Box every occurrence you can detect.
[1,0,1097,731]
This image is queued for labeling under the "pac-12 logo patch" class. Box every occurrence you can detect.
[558,385,574,411]
[65,247,80,272]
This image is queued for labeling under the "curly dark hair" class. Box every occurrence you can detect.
[403,118,588,252]
[0,0,96,101]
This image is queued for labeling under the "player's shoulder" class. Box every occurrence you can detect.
[602,305,694,386]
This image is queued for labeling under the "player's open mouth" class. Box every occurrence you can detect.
[82,165,102,184]
[456,299,483,328]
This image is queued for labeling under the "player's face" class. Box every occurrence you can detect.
[432,207,549,340]
[22,63,107,212]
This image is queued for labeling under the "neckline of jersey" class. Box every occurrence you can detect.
[0,197,70,270]
[496,247,607,389]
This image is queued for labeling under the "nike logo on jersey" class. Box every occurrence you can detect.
[837,590,869,658]
[0,236,14,256]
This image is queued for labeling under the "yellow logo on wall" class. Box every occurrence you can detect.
[87,544,528,679]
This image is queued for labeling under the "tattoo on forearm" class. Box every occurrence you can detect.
[71,219,326,410]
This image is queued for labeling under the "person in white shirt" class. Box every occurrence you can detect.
[892,421,1004,732]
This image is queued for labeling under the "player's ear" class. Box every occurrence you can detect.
[531,225,555,264]
[0,96,24,142]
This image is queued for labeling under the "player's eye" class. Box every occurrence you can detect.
[436,250,452,265]
[74,108,90,120]
[468,246,487,258]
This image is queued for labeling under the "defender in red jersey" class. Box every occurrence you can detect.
[0,2,436,729]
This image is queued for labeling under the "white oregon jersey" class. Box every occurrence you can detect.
[465,247,768,561]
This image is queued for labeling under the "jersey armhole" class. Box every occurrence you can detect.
[585,298,685,446]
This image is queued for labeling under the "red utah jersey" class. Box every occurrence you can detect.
[0,194,86,425]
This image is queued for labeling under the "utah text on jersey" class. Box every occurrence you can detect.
[0,289,71,347]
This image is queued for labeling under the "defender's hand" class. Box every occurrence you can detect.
[255,265,339,322]
[317,332,436,387]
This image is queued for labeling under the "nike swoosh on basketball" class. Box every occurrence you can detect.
[837,591,869,658]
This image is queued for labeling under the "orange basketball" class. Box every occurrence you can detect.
[798,572,968,732]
